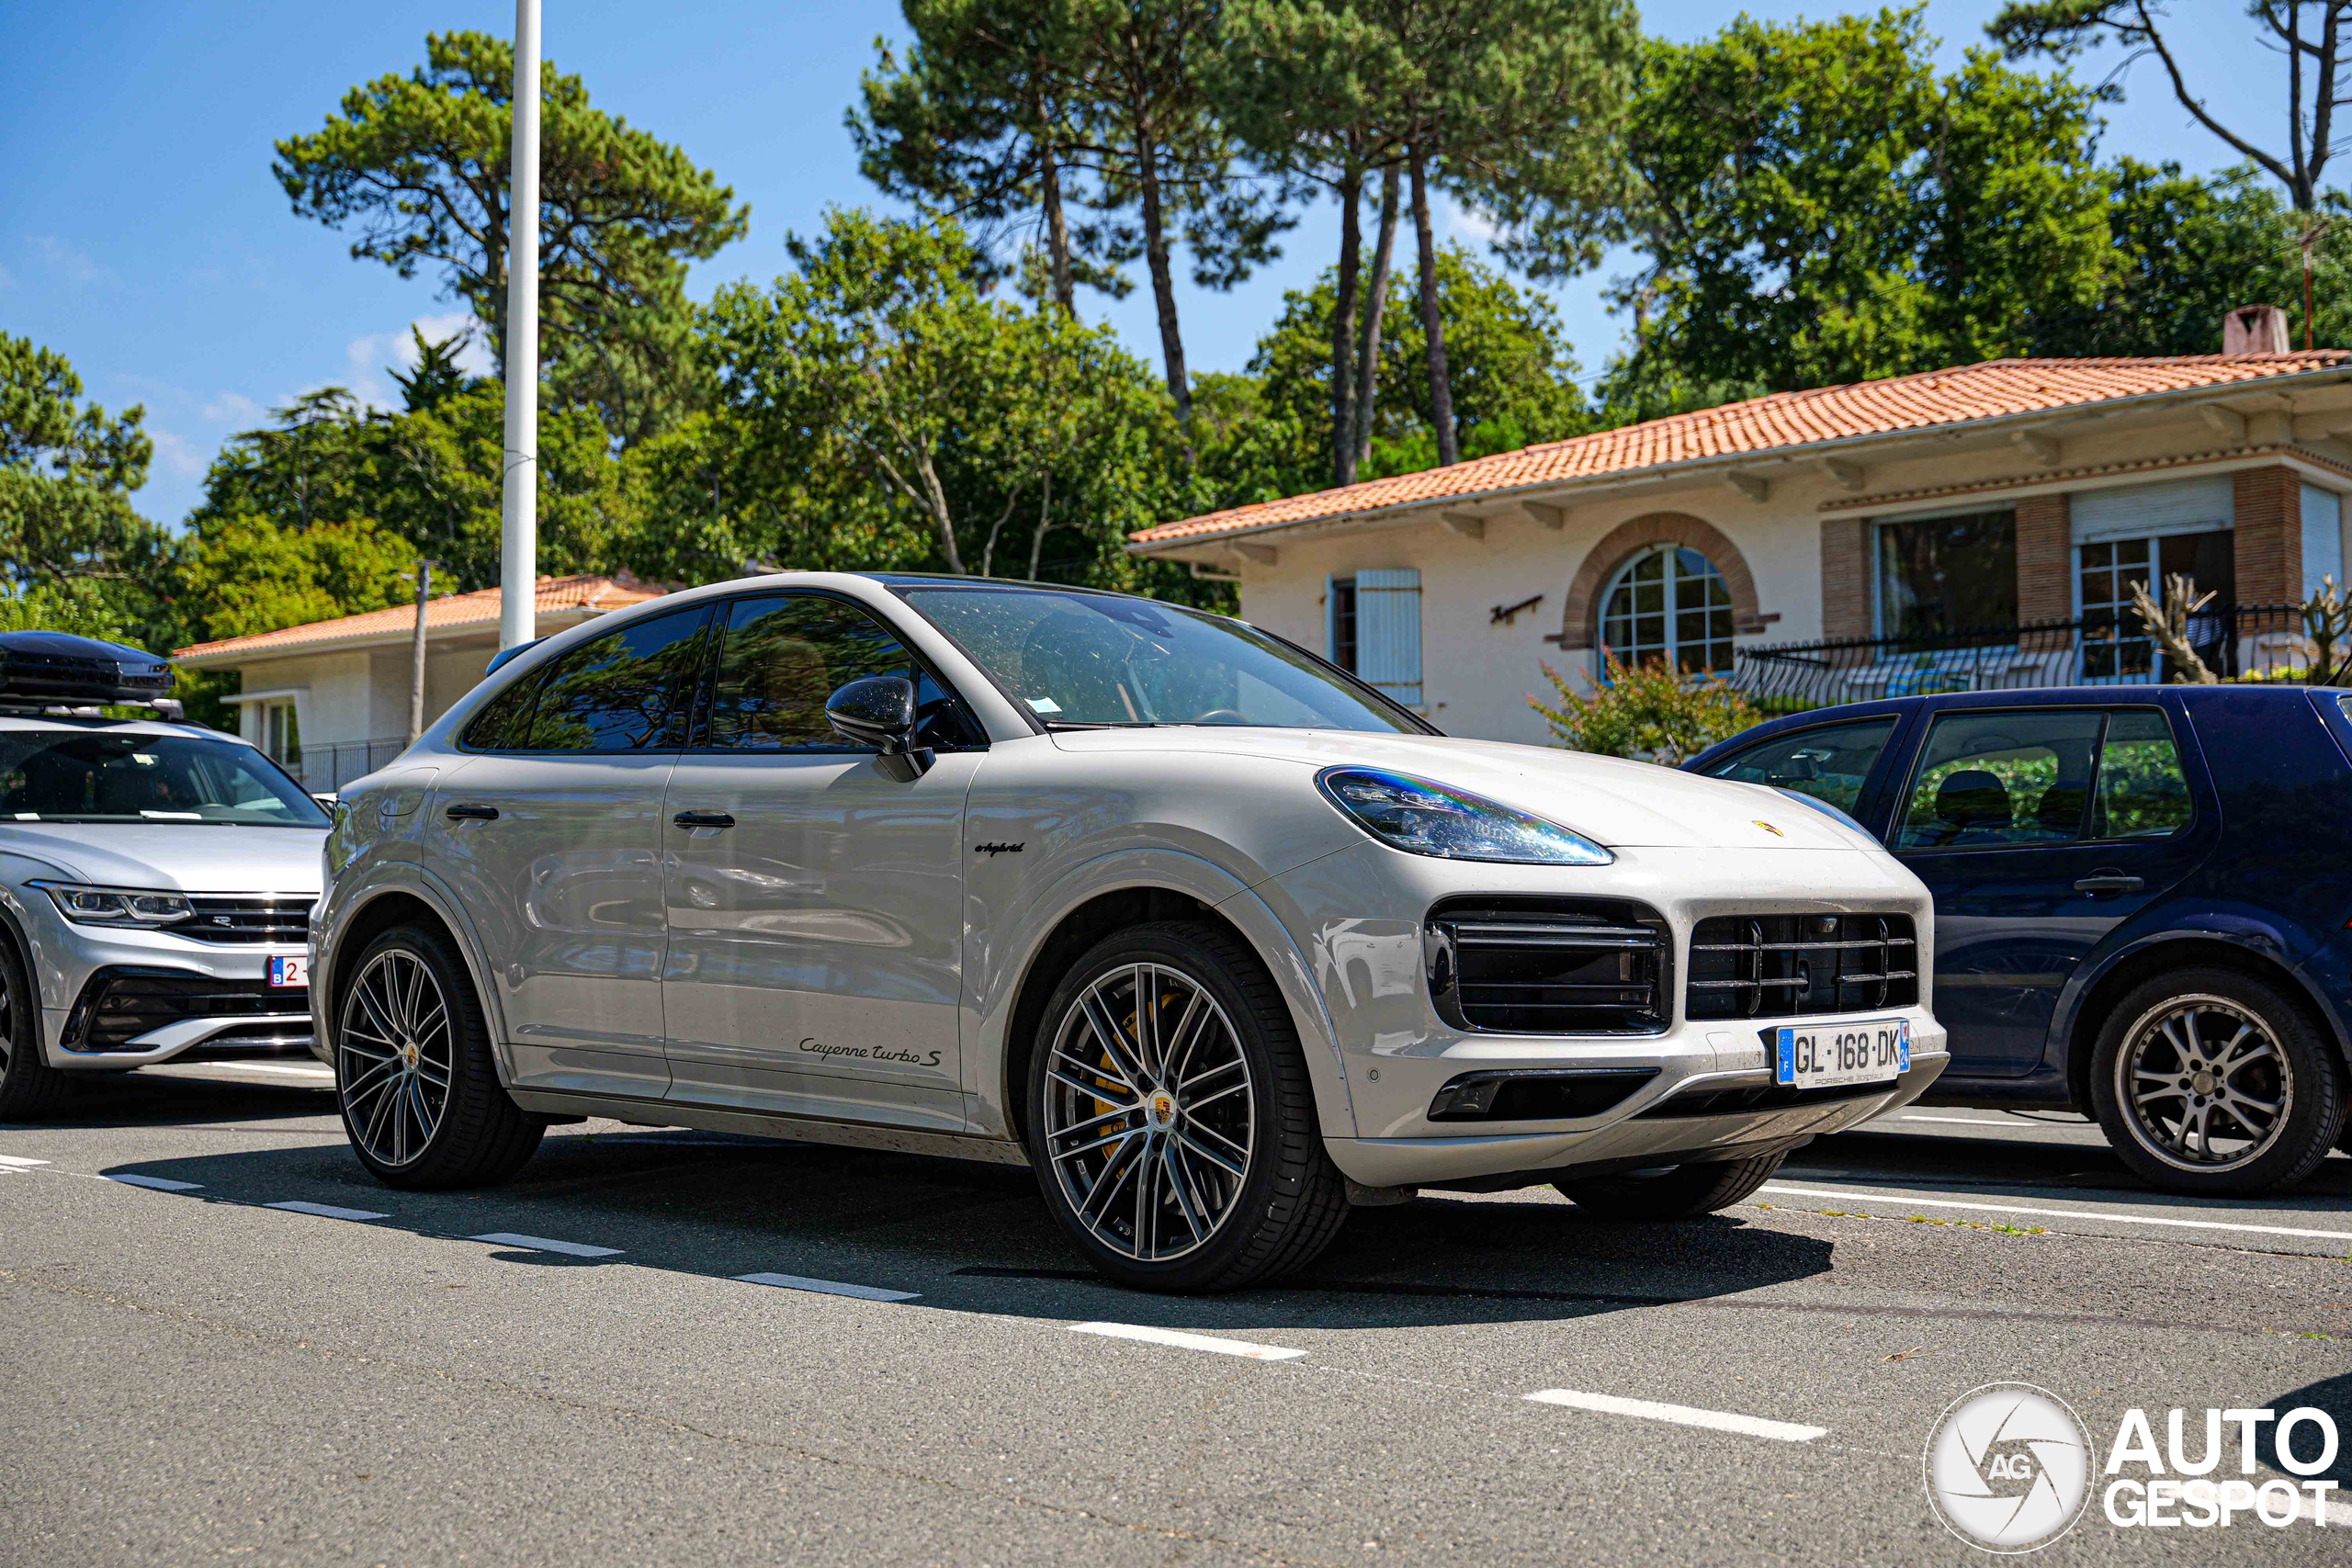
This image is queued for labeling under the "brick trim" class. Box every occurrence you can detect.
[2016,493,2073,633]
[2233,466,2301,603]
[1819,516,1871,641]
[1558,513,1765,651]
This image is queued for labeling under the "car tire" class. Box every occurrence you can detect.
[1026,920,1349,1292]
[1555,1151,1787,1221]
[335,923,543,1190]
[2087,966,2343,1198]
[0,931,69,1121]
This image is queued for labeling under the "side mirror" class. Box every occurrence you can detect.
[825,675,933,781]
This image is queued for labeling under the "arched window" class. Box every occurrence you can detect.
[1598,545,1736,675]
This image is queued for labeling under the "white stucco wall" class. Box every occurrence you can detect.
[1233,483,1825,744]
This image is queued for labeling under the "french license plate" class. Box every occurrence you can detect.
[267,953,309,989]
[1774,1020,1908,1089]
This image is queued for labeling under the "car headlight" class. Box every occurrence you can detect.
[30,882,195,928]
[1317,767,1612,865]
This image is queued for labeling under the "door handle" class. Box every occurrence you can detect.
[443,803,499,822]
[671,810,735,829]
[2073,871,2144,895]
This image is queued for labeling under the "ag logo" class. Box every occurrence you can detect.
[1923,1382,2092,1552]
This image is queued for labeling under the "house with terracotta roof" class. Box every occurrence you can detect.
[1131,309,2352,744]
[173,572,666,789]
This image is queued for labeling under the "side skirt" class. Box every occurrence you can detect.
[508,1088,1034,1169]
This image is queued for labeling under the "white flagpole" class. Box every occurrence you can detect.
[498,0,542,650]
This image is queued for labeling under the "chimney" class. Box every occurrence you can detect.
[2224,305,2290,355]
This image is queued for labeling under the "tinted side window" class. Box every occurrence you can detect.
[461,668,542,751]
[1896,710,2104,850]
[704,593,978,752]
[1702,719,1895,814]
[2090,709,2191,839]
[524,607,711,752]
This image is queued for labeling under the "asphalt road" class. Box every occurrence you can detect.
[5,1066,2350,1566]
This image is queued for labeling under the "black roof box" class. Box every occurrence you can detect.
[0,630,176,709]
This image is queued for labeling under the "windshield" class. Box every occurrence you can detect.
[896,584,1425,732]
[0,730,330,827]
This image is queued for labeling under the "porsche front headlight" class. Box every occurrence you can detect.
[1317,767,1612,865]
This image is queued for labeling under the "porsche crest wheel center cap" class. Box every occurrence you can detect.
[1146,1089,1178,1130]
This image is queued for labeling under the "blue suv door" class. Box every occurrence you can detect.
[1887,701,2218,1078]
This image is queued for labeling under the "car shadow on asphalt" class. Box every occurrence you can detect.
[1801,1126,2352,1210]
[2260,1372,2352,1488]
[0,1067,341,1132]
[56,1079,1838,1332]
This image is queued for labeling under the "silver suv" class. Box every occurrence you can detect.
[0,715,329,1115]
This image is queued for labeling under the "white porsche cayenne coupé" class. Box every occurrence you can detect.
[313,573,1947,1291]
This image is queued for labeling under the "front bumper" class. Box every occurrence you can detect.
[27,904,314,1069]
[1325,1041,1947,1188]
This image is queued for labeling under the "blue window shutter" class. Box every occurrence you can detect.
[1355,569,1421,706]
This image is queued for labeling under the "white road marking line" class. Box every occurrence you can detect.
[1524,1387,1827,1443]
[1760,1183,2352,1244]
[735,1271,921,1303]
[1898,1114,2029,1127]
[469,1232,622,1258]
[0,1154,51,1168]
[267,1200,390,1222]
[106,1173,203,1192]
[1069,1321,1306,1361]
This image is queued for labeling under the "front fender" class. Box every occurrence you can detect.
[2041,913,2346,1086]
[966,845,1357,1145]
[313,862,518,1088]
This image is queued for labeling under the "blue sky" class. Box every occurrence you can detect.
[0,1,2290,525]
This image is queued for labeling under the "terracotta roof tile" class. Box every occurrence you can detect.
[1131,352,2352,546]
[173,573,667,662]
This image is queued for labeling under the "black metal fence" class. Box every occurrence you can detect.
[291,737,412,795]
[1732,604,2329,712]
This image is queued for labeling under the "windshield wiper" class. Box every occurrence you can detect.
[1042,720,1163,730]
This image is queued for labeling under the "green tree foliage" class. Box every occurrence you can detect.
[176,515,418,644]
[851,1,1118,312]
[1530,652,1760,763]
[190,382,632,597]
[1275,0,1634,468]
[275,30,746,445]
[643,209,1208,600]
[2032,161,2352,354]
[1245,243,1590,491]
[0,334,175,648]
[1991,1,2349,211]
[1594,8,2111,420]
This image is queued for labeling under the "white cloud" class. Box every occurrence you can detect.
[28,233,113,286]
[345,311,496,407]
[148,428,207,479]
[1440,195,1502,247]
[201,390,263,426]
[0,262,15,290]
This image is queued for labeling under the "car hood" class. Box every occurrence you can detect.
[0,823,326,893]
[1045,727,1858,851]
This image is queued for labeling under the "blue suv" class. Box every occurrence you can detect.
[1690,686,2352,1196]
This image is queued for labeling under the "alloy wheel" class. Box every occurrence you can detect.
[338,948,455,1168]
[2114,993,2292,1171]
[1041,962,1256,1263]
